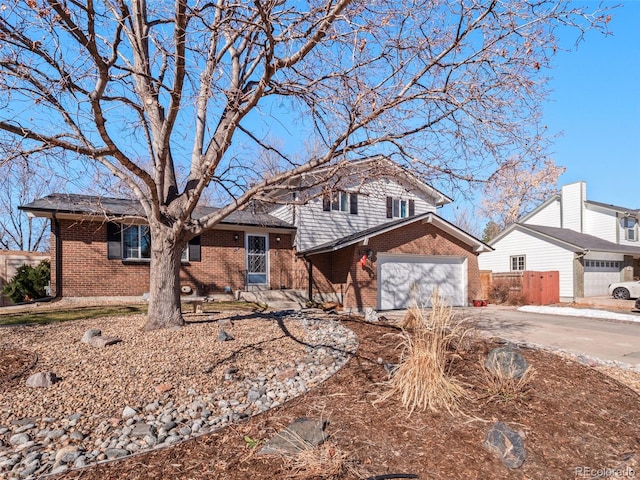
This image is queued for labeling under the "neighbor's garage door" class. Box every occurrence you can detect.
[378,254,467,309]
[584,259,622,297]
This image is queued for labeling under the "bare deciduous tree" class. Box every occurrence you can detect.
[0,147,63,251]
[480,157,566,233]
[0,0,609,329]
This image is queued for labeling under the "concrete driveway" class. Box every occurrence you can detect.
[460,305,640,367]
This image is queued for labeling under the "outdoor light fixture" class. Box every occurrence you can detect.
[233,233,239,242]
[276,236,281,243]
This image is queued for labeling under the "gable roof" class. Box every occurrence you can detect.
[300,212,492,256]
[261,156,453,207]
[506,224,640,255]
[585,199,640,215]
[20,194,295,229]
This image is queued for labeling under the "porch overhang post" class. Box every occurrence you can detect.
[305,256,313,303]
[52,214,62,298]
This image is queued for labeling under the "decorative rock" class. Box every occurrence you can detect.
[0,311,359,479]
[162,421,178,431]
[9,433,30,446]
[484,422,527,469]
[130,423,155,438]
[122,406,137,419]
[105,448,129,460]
[218,330,234,342]
[154,383,173,394]
[163,435,181,445]
[46,430,65,440]
[55,446,81,465]
[81,329,102,343]
[485,346,529,379]
[259,418,327,455]
[363,307,379,323]
[26,372,58,388]
[14,424,35,434]
[88,336,122,348]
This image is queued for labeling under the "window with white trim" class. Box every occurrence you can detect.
[123,225,151,260]
[622,217,637,241]
[386,196,415,219]
[510,255,526,271]
[107,222,201,262]
[322,191,358,214]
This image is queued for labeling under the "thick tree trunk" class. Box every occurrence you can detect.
[143,228,185,331]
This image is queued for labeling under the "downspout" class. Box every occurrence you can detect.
[52,214,63,298]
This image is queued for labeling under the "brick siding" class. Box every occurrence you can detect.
[50,220,296,297]
[50,218,480,308]
[306,221,481,309]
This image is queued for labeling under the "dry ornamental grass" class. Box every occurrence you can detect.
[377,294,472,415]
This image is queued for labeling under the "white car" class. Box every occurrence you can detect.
[608,281,640,300]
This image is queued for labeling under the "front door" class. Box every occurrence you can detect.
[246,234,269,286]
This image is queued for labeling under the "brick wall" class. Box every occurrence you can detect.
[51,220,296,297]
[306,221,481,309]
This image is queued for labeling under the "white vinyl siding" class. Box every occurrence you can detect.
[510,255,526,271]
[478,228,575,299]
[620,217,639,245]
[523,198,561,227]
[560,182,586,232]
[583,205,617,243]
[296,177,437,251]
[270,204,294,225]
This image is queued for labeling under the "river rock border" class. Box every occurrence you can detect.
[0,312,358,479]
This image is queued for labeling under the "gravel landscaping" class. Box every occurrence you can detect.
[0,310,358,478]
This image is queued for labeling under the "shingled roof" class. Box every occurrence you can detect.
[518,224,640,255]
[20,194,295,229]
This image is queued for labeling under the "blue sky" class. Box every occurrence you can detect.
[541,1,640,209]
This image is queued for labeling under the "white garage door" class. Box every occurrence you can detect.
[584,259,622,297]
[378,254,467,310]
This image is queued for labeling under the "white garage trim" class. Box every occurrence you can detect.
[377,254,467,310]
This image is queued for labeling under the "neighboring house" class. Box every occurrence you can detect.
[478,181,640,301]
[20,157,491,310]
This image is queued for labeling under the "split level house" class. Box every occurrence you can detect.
[20,157,492,311]
[478,181,640,301]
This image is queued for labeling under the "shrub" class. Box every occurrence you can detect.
[489,278,527,305]
[378,294,471,415]
[480,361,536,403]
[2,260,51,304]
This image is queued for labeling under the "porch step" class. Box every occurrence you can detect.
[237,289,307,310]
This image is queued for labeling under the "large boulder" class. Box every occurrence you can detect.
[485,346,529,379]
[259,418,327,455]
[26,372,58,388]
[81,329,102,343]
[484,421,527,468]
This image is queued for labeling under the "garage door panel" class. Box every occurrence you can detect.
[584,259,623,297]
[379,255,466,309]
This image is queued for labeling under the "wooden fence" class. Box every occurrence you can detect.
[480,270,559,305]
